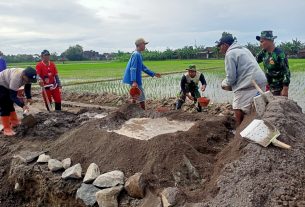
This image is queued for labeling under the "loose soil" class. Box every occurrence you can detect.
[0,93,304,207]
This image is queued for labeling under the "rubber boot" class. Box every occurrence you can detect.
[139,102,146,110]
[196,103,202,112]
[176,100,183,110]
[55,102,62,111]
[1,116,16,136]
[10,111,21,128]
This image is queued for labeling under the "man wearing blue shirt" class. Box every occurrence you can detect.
[0,51,7,72]
[123,38,161,110]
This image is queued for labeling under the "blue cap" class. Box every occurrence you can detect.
[24,67,37,83]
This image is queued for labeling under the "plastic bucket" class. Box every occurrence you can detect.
[198,97,210,107]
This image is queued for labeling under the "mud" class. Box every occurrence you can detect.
[0,95,304,207]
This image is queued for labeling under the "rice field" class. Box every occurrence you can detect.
[9,59,305,109]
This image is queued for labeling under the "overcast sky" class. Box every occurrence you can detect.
[0,0,304,55]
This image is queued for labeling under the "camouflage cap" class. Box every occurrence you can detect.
[186,64,196,71]
[256,31,277,41]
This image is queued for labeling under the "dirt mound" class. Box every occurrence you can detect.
[48,103,235,202]
[201,97,305,207]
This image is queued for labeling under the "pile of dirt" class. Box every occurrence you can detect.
[200,97,305,207]
[48,103,235,202]
[1,95,304,207]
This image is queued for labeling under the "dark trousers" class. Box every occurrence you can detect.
[0,86,15,116]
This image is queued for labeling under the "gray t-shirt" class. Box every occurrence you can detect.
[0,68,25,91]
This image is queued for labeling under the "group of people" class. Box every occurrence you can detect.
[0,50,62,136]
[0,30,290,136]
[123,30,290,125]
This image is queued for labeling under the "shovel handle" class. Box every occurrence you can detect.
[252,80,265,95]
[272,139,291,149]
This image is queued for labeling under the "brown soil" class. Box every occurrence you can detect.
[0,94,304,207]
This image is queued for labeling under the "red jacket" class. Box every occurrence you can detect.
[36,61,58,85]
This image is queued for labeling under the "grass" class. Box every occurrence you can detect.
[8,59,305,80]
[8,59,224,79]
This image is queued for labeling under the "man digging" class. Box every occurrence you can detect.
[176,64,207,112]
[256,31,291,97]
[0,67,36,136]
[123,38,161,110]
[216,33,267,126]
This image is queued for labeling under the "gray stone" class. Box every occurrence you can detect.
[48,159,64,172]
[62,163,82,179]
[161,187,186,207]
[13,151,44,163]
[139,190,162,207]
[62,158,72,169]
[95,185,123,207]
[84,163,100,184]
[76,183,100,206]
[124,173,146,198]
[37,154,51,163]
[93,170,124,188]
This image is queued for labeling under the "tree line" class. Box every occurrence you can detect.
[3,39,305,63]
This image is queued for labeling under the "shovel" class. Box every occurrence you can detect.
[252,80,274,117]
[240,119,291,149]
[42,87,52,112]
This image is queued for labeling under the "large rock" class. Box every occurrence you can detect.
[62,158,72,169]
[139,190,162,207]
[48,159,64,172]
[95,185,123,207]
[13,151,44,163]
[124,173,146,198]
[62,163,82,179]
[84,163,100,184]
[161,187,186,207]
[37,154,51,163]
[93,170,124,188]
[76,183,100,206]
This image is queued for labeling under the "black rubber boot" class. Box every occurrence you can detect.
[196,103,202,112]
[176,100,184,110]
[55,102,61,111]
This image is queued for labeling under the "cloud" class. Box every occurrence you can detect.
[0,0,304,54]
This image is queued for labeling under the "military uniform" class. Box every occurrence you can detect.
[176,65,207,112]
[256,31,291,95]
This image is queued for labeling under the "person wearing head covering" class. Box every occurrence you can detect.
[36,50,62,111]
[176,64,207,112]
[0,67,37,136]
[0,51,7,72]
[256,31,290,96]
[123,38,161,110]
[216,33,267,126]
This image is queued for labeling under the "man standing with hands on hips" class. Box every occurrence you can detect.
[123,38,161,110]
[36,50,62,111]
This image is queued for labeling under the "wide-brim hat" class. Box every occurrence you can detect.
[256,30,277,41]
[186,64,197,71]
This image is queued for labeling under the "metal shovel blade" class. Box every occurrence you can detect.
[240,119,291,149]
[22,114,37,128]
[0,124,3,131]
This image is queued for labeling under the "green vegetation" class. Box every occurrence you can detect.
[8,59,304,80]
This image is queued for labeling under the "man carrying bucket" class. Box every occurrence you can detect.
[216,33,267,126]
[176,64,207,112]
[123,38,161,110]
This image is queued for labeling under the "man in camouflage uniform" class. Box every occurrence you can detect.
[256,31,290,96]
[176,64,207,112]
